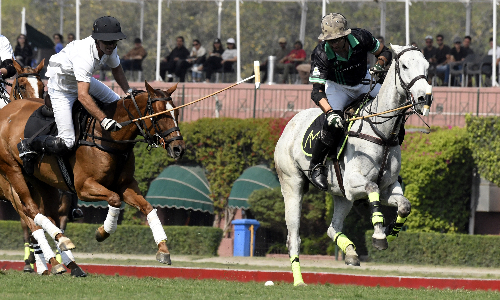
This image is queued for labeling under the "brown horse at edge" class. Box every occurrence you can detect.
[0,80,185,265]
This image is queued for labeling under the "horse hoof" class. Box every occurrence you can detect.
[294,282,307,286]
[71,266,87,277]
[372,237,388,250]
[156,251,171,265]
[345,254,361,266]
[51,263,67,275]
[23,264,34,273]
[57,236,75,251]
[95,226,110,242]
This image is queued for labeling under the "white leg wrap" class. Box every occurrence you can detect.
[33,243,48,275]
[147,209,167,245]
[34,213,62,239]
[103,205,120,234]
[53,238,75,266]
[32,229,55,263]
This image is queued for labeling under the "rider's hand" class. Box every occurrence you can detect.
[101,118,122,132]
[326,110,344,129]
[369,63,384,82]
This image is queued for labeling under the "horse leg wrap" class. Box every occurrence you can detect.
[103,205,121,234]
[24,243,30,262]
[334,232,355,253]
[386,215,407,242]
[34,213,62,239]
[32,243,48,275]
[290,255,304,286]
[368,192,384,226]
[147,209,168,245]
[32,229,55,263]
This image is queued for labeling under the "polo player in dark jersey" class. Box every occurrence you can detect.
[308,13,393,191]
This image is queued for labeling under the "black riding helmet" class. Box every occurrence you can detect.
[91,16,126,41]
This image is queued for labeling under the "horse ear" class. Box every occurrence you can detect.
[166,83,178,95]
[391,44,402,54]
[144,80,156,97]
[34,59,45,74]
[12,59,22,74]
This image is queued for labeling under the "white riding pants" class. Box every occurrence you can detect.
[49,77,120,148]
[325,71,381,111]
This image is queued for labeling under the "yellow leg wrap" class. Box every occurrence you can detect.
[29,246,34,268]
[368,192,379,202]
[56,250,62,264]
[387,216,407,242]
[24,243,30,261]
[290,255,304,286]
[371,212,384,226]
[334,233,355,253]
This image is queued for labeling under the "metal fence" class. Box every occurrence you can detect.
[108,82,500,127]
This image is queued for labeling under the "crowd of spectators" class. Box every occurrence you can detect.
[422,34,498,86]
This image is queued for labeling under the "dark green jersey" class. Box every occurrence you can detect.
[309,28,380,86]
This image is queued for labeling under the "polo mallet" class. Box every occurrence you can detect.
[119,62,261,127]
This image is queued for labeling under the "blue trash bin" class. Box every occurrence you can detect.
[231,219,260,256]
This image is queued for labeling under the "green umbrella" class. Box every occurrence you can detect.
[228,165,280,209]
[146,165,213,213]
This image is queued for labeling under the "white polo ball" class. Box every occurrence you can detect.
[264,281,274,286]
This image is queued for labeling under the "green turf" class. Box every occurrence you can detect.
[0,270,498,300]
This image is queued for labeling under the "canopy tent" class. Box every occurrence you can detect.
[25,23,55,49]
[228,165,280,209]
[77,198,123,209]
[146,165,214,213]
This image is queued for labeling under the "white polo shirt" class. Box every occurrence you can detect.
[0,35,14,63]
[46,36,120,93]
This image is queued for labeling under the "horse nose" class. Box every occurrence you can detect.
[172,145,184,159]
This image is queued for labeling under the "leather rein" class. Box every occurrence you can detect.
[79,91,183,155]
[12,72,44,100]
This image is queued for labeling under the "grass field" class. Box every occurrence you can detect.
[0,270,499,300]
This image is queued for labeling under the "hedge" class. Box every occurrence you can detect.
[0,221,223,256]
[365,230,500,267]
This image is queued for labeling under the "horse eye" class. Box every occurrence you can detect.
[402,64,408,70]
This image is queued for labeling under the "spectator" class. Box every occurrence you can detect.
[434,34,451,85]
[121,37,147,72]
[188,39,207,82]
[487,37,500,66]
[14,34,33,67]
[159,36,190,82]
[422,35,437,84]
[260,37,290,83]
[450,37,466,62]
[296,39,322,84]
[203,38,237,83]
[53,33,64,53]
[463,35,474,56]
[199,38,224,82]
[278,40,306,84]
[67,33,75,44]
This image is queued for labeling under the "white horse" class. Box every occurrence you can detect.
[274,45,433,286]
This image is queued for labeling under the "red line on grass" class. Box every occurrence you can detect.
[1,260,499,291]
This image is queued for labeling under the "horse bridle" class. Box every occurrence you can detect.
[394,46,427,104]
[123,90,183,150]
[12,72,44,100]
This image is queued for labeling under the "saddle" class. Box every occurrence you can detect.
[19,95,92,193]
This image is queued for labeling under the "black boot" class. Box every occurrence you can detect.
[18,136,69,175]
[308,139,330,191]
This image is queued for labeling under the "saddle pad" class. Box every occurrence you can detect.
[301,112,324,157]
[24,105,57,139]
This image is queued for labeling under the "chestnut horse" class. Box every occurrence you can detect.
[0,81,185,265]
[10,59,45,101]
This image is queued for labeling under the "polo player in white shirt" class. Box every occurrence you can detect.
[19,16,132,174]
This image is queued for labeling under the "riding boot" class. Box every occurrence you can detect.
[309,139,330,191]
[18,136,69,175]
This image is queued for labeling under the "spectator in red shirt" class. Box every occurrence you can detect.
[277,41,306,84]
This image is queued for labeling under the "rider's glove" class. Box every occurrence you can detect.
[101,118,122,132]
[326,110,344,129]
[369,63,384,82]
